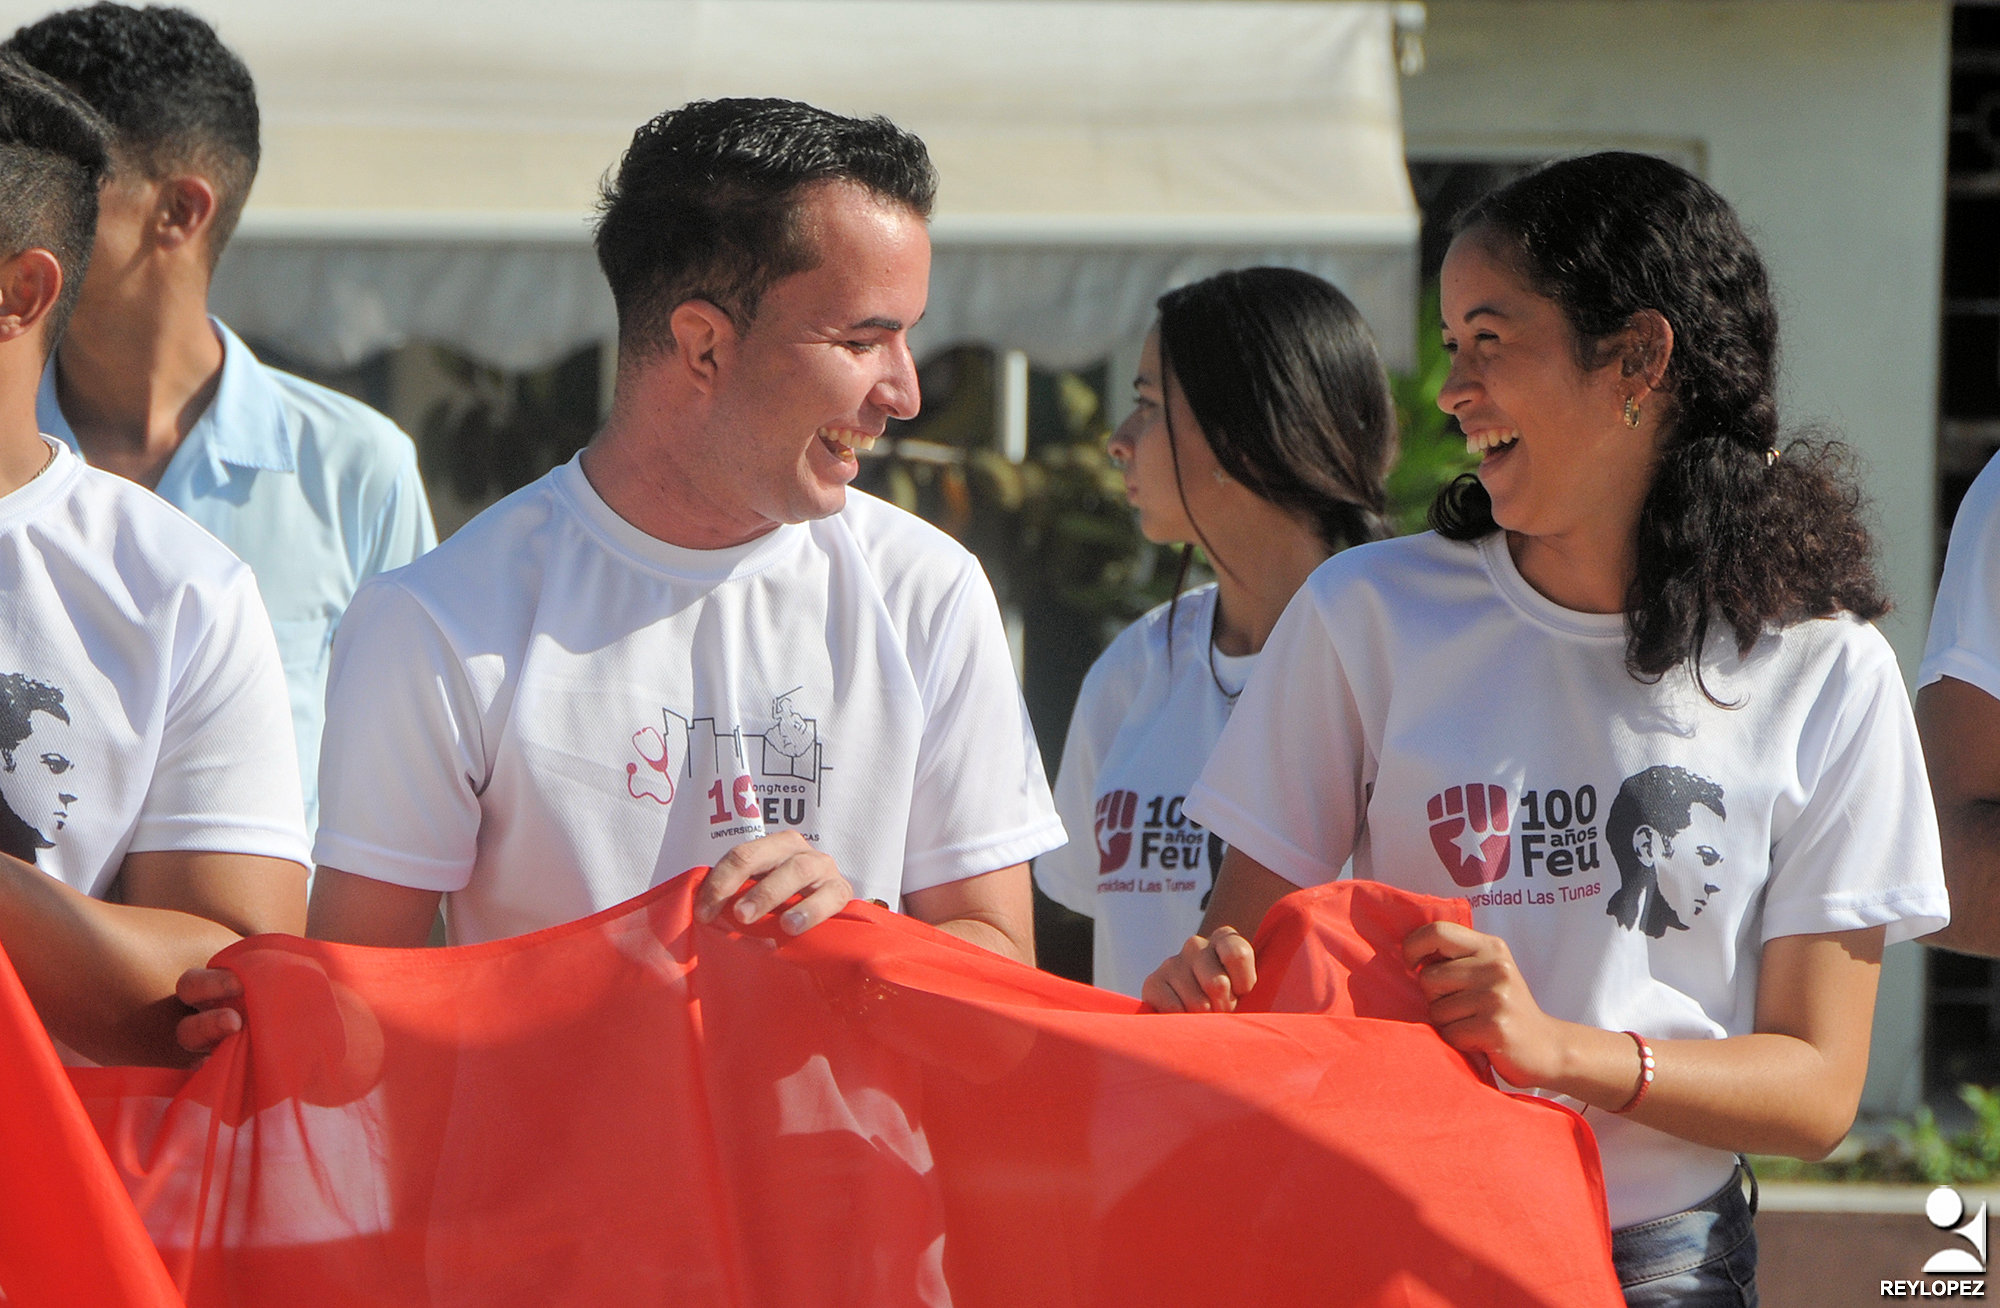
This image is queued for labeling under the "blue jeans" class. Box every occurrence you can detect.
[1611,1162,1759,1307]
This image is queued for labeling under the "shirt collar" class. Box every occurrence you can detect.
[35,317,298,476]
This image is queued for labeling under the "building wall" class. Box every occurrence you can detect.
[1402,0,1951,1116]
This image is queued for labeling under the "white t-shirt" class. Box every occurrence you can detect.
[1037,585,1253,996]
[1922,449,2000,697]
[315,454,1065,945]
[0,439,309,895]
[1187,530,1947,1231]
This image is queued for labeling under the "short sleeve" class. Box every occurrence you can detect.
[1766,639,1949,946]
[1923,451,2000,699]
[902,566,1066,893]
[131,567,311,865]
[312,578,485,890]
[1184,583,1369,889]
[1034,628,1147,917]
[360,446,438,580]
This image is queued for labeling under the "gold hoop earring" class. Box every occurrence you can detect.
[1622,396,1642,429]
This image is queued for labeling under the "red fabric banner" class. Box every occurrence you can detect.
[0,941,179,1308]
[45,874,1618,1306]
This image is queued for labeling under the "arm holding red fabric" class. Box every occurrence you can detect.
[177,836,1035,1052]
[1144,850,1883,1161]
[298,831,1030,961]
[279,832,1029,959]
[3,847,303,1067]
[176,863,436,1051]
[1140,847,1278,1014]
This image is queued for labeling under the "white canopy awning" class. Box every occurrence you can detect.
[44,0,1421,371]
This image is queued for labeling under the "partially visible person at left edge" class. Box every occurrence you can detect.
[6,3,437,834]
[0,53,307,1068]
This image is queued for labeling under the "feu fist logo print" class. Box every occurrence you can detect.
[1095,789,1138,875]
[1428,784,1512,887]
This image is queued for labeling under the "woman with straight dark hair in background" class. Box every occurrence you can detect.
[1145,155,1948,1303]
[1035,267,1396,997]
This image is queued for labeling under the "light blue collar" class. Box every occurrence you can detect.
[36,317,298,478]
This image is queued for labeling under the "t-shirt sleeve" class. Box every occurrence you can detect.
[130,566,311,865]
[1765,638,1950,946]
[901,565,1067,894]
[1034,631,1145,917]
[1923,452,2000,700]
[1184,583,1368,889]
[312,578,485,891]
[360,444,438,579]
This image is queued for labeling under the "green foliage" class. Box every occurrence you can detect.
[1385,284,1476,536]
[953,374,1184,636]
[966,445,1172,618]
[1752,1084,2000,1184]
[1901,1085,2000,1184]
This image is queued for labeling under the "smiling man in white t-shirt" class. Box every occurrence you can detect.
[0,56,308,1067]
[223,99,1060,970]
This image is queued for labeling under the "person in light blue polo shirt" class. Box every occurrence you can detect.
[34,320,434,831]
[8,5,436,833]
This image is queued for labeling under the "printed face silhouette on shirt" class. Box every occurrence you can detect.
[0,673,74,865]
[1605,764,1728,939]
[1636,803,1725,921]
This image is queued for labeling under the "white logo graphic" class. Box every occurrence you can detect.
[1925,1186,1988,1275]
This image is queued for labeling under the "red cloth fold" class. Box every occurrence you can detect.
[42,873,1618,1306]
[0,940,179,1308]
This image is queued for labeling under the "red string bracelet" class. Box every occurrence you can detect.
[1612,1030,1655,1114]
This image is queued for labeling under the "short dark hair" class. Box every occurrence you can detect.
[1605,764,1725,880]
[594,97,937,356]
[1429,152,1888,701]
[6,3,260,261]
[0,53,109,349]
[0,670,68,766]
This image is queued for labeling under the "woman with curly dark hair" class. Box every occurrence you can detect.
[1144,153,1947,1304]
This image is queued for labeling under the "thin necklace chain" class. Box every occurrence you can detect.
[11,439,58,491]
